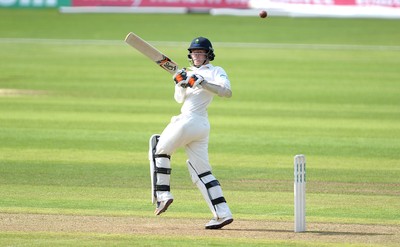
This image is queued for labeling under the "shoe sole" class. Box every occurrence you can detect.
[154,199,173,216]
[205,218,233,230]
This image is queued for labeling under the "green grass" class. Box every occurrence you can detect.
[0,232,332,247]
[0,9,400,246]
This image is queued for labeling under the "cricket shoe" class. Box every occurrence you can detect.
[205,216,233,229]
[154,199,173,216]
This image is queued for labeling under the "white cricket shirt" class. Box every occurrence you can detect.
[174,64,231,117]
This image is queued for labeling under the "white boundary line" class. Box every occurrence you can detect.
[1,38,400,51]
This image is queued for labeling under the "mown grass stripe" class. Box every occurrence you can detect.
[1,38,400,51]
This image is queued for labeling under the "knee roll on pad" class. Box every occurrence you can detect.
[149,134,172,204]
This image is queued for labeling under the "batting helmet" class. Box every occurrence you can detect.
[187,37,215,61]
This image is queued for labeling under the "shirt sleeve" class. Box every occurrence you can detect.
[214,67,231,90]
[174,85,186,103]
[203,66,231,98]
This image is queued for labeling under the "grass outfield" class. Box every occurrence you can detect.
[1,9,400,246]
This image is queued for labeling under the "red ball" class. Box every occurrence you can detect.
[259,10,267,18]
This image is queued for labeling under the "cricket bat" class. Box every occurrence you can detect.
[124,32,179,74]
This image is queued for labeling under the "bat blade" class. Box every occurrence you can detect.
[124,32,179,74]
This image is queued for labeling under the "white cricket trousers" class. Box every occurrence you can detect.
[155,113,232,218]
[156,113,210,173]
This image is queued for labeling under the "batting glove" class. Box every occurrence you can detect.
[187,74,204,88]
[173,68,188,88]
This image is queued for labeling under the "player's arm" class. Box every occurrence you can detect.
[186,75,232,98]
[174,85,186,103]
[186,68,232,98]
[200,80,232,98]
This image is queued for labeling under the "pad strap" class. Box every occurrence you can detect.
[154,154,171,159]
[198,171,212,178]
[155,167,171,174]
[205,180,220,189]
[211,197,226,205]
[155,185,170,191]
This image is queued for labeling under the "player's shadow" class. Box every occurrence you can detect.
[225,228,392,236]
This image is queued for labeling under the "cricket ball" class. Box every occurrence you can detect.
[259,10,267,18]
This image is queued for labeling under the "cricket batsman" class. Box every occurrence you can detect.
[148,37,233,229]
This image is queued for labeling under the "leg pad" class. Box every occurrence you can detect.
[149,134,172,204]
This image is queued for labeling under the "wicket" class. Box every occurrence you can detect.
[294,154,306,232]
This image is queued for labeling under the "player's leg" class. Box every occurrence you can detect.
[149,134,173,215]
[150,116,187,215]
[185,139,233,229]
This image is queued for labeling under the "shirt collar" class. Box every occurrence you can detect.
[191,64,213,71]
